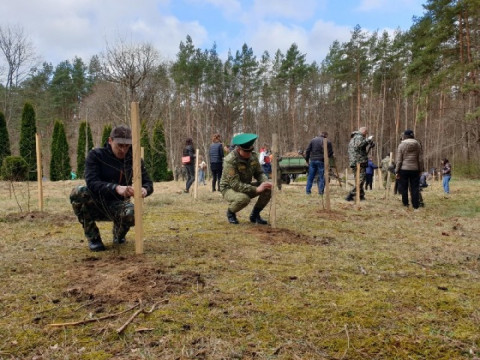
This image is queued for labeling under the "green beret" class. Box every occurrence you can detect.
[232,133,258,150]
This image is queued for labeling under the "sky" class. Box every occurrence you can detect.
[1,0,426,67]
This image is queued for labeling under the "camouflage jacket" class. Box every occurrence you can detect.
[219,150,268,197]
[381,156,391,172]
[348,131,370,168]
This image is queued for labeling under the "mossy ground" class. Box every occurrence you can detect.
[0,177,479,359]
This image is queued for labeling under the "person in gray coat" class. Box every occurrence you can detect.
[395,129,424,209]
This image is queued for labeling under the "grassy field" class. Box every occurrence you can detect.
[1,176,479,359]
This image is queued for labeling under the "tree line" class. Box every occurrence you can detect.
[0,104,170,182]
[0,0,479,179]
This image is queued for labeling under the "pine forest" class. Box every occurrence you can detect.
[0,0,479,179]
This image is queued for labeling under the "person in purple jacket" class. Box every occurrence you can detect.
[365,157,378,190]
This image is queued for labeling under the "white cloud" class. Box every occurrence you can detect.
[247,19,350,64]
[195,0,242,17]
[357,0,424,13]
[309,20,351,62]
[252,0,321,21]
[250,22,308,56]
[0,0,206,64]
[357,0,386,11]
[0,0,423,68]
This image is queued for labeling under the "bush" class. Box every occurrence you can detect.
[452,161,480,179]
[2,156,28,181]
[77,121,94,179]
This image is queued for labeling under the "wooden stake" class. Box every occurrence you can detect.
[35,133,43,212]
[333,163,342,187]
[194,149,199,200]
[378,167,383,190]
[385,151,393,200]
[131,102,144,255]
[355,163,360,205]
[271,134,278,228]
[323,139,330,210]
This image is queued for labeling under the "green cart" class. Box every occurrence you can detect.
[277,156,308,189]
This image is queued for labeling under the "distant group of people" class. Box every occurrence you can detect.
[346,127,452,209]
[70,124,452,252]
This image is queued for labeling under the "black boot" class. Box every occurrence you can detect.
[250,207,268,225]
[88,237,106,252]
[227,209,239,224]
[113,237,126,245]
[345,194,354,201]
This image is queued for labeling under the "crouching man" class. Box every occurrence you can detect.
[70,125,154,251]
[220,133,272,225]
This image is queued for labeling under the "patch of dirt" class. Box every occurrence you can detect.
[314,209,346,221]
[248,227,334,246]
[4,211,76,225]
[65,256,204,305]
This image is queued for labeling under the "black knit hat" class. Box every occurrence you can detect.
[404,129,414,137]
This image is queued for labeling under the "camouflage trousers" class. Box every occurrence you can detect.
[348,166,366,198]
[70,185,134,243]
[223,188,271,213]
[382,171,396,189]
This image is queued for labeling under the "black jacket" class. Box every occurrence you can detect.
[209,142,224,164]
[305,136,334,162]
[85,143,154,202]
[183,145,196,165]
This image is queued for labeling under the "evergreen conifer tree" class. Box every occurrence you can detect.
[76,121,94,178]
[152,121,170,181]
[49,121,60,180]
[140,121,153,178]
[101,124,112,146]
[19,103,38,181]
[0,111,11,168]
[50,120,71,181]
[57,121,71,180]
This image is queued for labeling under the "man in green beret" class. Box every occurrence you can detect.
[219,133,272,224]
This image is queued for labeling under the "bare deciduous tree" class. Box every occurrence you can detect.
[100,38,160,115]
[0,24,37,123]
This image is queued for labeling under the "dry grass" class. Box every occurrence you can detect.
[1,177,480,359]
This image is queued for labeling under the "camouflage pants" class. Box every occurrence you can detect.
[348,166,366,198]
[70,185,134,243]
[382,171,396,189]
[223,188,271,213]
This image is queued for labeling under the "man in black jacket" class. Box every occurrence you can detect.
[305,131,334,195]
[70,125,154,251]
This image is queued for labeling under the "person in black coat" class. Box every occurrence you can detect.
[209,133,224,192]
[305,131,334,195]
[70,125,154,251]
[182,137,196,193]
